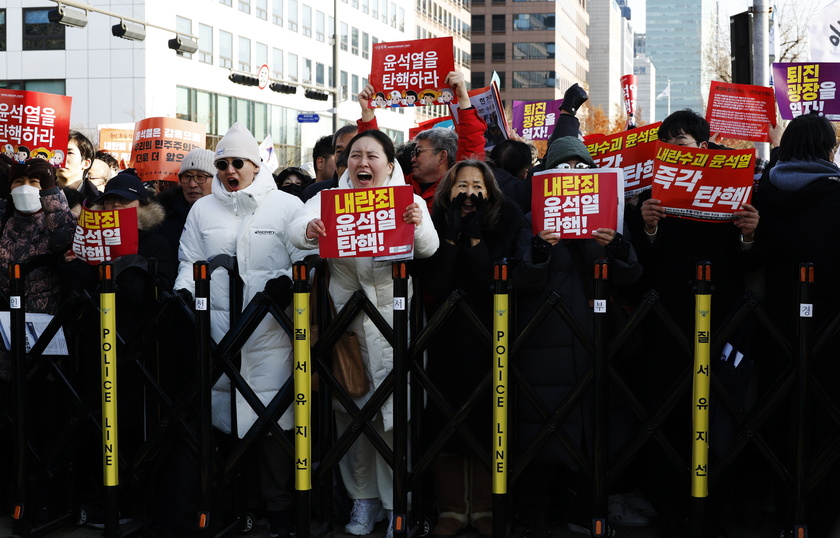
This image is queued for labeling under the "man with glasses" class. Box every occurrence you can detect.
[155,148,216,258]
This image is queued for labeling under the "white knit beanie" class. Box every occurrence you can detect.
[214,122,262,166]
[179,148,216,176]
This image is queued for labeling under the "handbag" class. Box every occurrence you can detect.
[326,281,369,398]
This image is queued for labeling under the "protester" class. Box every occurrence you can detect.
[488,139,535,213]
[175,122,307,538]
[55,130,101,204]
[274,166,313,197]
[301,125,359,201]
[291,129,439,538]
[88,151,119,190]
[312,135,337,183]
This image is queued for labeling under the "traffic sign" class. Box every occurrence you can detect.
[297,114,320,123]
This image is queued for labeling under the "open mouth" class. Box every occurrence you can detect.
[356,172,373,185]
[227,178,240,191]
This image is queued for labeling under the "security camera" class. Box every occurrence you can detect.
[169,35,199,54]
[48,5,89,28]
[112,20,146,41]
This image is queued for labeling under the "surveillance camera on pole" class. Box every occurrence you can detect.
[48,5,88,28]
[169,35,199,54]
[112,20,146,41]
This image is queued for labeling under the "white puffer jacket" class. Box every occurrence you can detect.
[290,161,439,431]
[175,165,307,437]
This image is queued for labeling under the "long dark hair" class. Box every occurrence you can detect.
[434,160,506,231]
[778,112,837,162]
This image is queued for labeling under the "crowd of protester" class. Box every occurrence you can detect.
[3,70,840,538]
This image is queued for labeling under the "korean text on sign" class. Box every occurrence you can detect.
[586,123,660,197]
[382,51,440,90]
[71,207,140,265]
[531,170,623,238]
[772,62,840,119]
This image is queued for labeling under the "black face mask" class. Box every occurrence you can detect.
[280,183,304,198]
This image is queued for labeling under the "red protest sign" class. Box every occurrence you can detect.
[651,142,754,222]
[131,117,206,183]
[369,37,455,108]
[705,81,776,142]
[98,128,134,169]
[586,123,661,198]
[620,74,638,129]
[320,186,415,260]
[72,207,140,265]
[530,169,624,237]
[0,89,72,166]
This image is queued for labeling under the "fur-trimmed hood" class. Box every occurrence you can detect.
[88,200,166,232]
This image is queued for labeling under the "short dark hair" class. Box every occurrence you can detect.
[312,135,333,163]
[395,141,416,175]
[434,160,506,231]
[332,124,359,153]
[778,112,837,162]
[489,140,532,178]
[659,109,710,144]
[94,150,119,171]
[345,130,396,164]
[69,130,95,176]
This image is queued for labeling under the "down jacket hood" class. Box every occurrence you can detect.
[89,200,166,232]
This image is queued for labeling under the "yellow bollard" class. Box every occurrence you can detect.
[99,263,119,488]
[691,263,711,499]
[293,263,312,491]
[492,263,509,495]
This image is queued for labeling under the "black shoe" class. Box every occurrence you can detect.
[268,509,294,538]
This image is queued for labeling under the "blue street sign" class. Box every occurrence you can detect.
[297,114,320,123]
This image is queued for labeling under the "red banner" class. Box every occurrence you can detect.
[72,207,140,264]
[530,169,624,237]
[651,142,754,222]
[705,81,776,142]
[620,74,637,129]
[586,123,661,198]
[131,117,206,183]
[319,186,415,259]
[0,89,72,166]
[98,128,134,169]
[369,37,455,108]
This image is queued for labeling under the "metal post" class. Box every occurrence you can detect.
[99,262,120,538]
[10,262,27,534]
[293,261,313,538]
[591,260,610,536]
[392,262,409,538]
[753,0,771,161]
[793,263,814,538]
[194,261,212,531]
[689,262,712,538]
[492,262,509,538]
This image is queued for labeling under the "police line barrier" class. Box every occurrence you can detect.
[5,255,840,537]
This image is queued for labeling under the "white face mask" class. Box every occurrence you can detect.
[11,185,42,214]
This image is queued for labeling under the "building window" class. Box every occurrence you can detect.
[512,42,555,59]
[220,31,233,68]
[199,24,213,64]
[491,14,505,32]
[303,58,312,83]
[288,52,299,81]
[340,22,348,51]
[22,8,65,51]
[256,42,268,69]
[316,11,325,42]
[316,63,325,86]
[302,5,312,37]
[362,32,370,59]
[399,7,404,31]
[513,13,555,30]
[471,15,484,33]
[497,72,506,89]
[341,71,348,100]
[380,0,387,23]
[351,27,359,55]
[176,16,193,58]
[272,47,283,78]
[273,0,283,25]
[220,0,232,6]
[513,70,556,88]
[390,2,397,28]
[362,0,369,14]
[471,43,484,62]
[352,75,359,102]
[256,0,268,20]
[491,43,505,61]
[238,37,251,72]
[472,71,485,88]
[0,9,6,52]
[0,79,67,94]
[239,0,250,13]
[288,0,299,31]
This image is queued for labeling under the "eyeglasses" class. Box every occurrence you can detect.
[214,158,246,170]
[180,173,212,184]
[412,147,439,158]
[555,162,591,169]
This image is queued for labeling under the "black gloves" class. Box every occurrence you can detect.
[463,194,486,240]
[263,275,294,309]
[531,235,551,264]
[560,83,589,116]
[604,232,630,261]
[444,192,467,242]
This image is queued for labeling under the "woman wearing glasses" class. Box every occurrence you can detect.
[174,123,307,538]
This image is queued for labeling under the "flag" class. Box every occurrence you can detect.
[656,83,670,100]
[259,135,279,173]
[808,0,840,61]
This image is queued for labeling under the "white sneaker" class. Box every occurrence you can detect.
[385,509,394,538]
[623,489,657,517]
[345,499,386,535]
[607,496,650,527]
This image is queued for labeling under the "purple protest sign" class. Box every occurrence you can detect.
[772,62,840,120]
[511,99,563,141]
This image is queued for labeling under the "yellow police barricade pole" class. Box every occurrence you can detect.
[690,262,711,536]
[292,262,312,537]
[99,262,120,537]
[492,262,509,538]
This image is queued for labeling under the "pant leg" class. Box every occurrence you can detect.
[335,409,381,501]
[259,432,294,512]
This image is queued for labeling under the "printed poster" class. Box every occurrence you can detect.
[620,74,637,129]
[772,62,840,120]
[651,142,754,222]
[131,117,206,183]
[586,123,661,198]
[319,186,415,260]
[369,37,456,108]
[705,81,776,142]
[98,127,134,168]
[511,99,562,141]
[0,89,72,166]
[450,83,508,151]
[72,206,139,264]
[530,169,624,238]
[0,312,69,356]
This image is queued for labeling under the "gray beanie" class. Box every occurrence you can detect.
[179,148,216,176]
[214,122,262,166]
[545,136,596,169]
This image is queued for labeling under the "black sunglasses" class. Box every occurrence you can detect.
[214,158,246,170]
